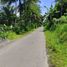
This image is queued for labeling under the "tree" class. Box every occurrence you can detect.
[2,6,17,25]
[1,0,41,28]
[55,0,67,16]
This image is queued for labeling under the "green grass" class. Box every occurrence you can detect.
[5,29,35,40]
[45,24,67,67]
[6,31,22,40]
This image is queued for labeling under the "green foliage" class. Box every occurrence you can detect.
[0,24,13,39]
[55,0,67,3]
[44,15,67,31]
[0,0,41,40]
[30,3,41,16]
[0,25,7,39]
[44,19,57,31]
[0,31,7,39]
[6,31,21,40]
[44,1,67,67]
[45,24,67,67]
[56,24,67,43]
[59,16,67,23]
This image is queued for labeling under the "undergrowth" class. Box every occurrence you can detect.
[45,24,67,67]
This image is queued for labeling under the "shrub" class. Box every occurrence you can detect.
[13,21,25,34]
[0,24,14,39]
[0,25,7,39]
[57,24,67,43]
[59,16,67,23]
[6,31,18,40]
[45,24,67,67]
[44,18,57,31]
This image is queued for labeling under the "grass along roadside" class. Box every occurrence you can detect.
[0,29,35,48]
[6,29,35,41]
[45,24,67,67]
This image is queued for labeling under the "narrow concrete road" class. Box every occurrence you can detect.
[0,27,49,67]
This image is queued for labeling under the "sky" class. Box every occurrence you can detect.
[39,0,55,15]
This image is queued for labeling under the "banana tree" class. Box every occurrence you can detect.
[2,6,17,25]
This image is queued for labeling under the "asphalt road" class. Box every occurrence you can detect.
[0,27,49,67]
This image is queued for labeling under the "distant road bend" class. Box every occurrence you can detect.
[0,27,49,67]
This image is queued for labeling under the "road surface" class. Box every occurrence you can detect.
[0,27,49,67]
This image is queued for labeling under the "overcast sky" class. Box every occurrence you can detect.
[39,0,55,15]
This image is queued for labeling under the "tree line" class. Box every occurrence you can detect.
[43,0,67,30]
[0,0,42,39]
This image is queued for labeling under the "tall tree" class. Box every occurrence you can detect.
[1,0,41,26]
[55,0,67,16]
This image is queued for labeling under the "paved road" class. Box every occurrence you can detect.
[0,27,49,67]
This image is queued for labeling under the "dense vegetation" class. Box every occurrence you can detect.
[0,0,67,66]
[0,0,42,40]
[44,0,67,67]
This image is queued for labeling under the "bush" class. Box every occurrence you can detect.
[13,21,25,34]
[59,16,67,23]
[56,24,67,43]
[0,25,7,39]
[44,16,67,31]
[0,24,14,39]
[44,18,57,31]
[6,31,19,40]
[45,24,67,67]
